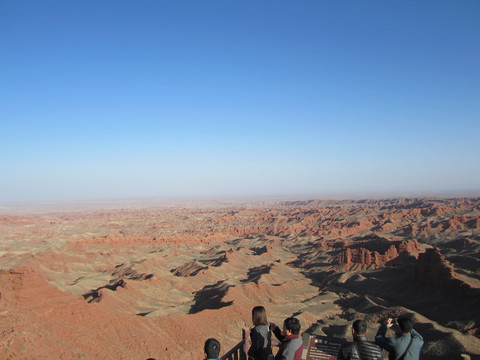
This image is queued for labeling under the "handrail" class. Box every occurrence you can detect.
[221,339,246,360]
[221,329,247,360]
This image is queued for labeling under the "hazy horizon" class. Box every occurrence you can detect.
[2,191,480,215]
[1,1,479,203]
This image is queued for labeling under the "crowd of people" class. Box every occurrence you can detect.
[203,306,424,360]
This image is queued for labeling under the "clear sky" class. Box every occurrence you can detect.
[1,1,479,203]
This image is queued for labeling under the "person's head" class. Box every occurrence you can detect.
[204,338,221,359]
[252,306,268,326]
[283,317,301,335]
[352,320,368,336]
[397,315,414,333]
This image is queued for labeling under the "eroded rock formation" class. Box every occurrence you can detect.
[413,247,477,296]
[338,240,421,268]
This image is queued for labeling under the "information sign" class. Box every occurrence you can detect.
[305,335,346,360]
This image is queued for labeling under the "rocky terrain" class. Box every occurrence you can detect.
[0,197,479,359]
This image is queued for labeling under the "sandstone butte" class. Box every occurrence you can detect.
[0,197,479,359]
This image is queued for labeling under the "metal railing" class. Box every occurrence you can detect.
[221,340,246,360]
[221,330,247,360]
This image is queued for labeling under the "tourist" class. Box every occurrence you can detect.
[204,338,222,360]
[375,315,424,360]
[337,319,383,360]
[270,317,303,360]
[243,306,274,360]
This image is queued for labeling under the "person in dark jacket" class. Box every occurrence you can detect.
[243,306,274,360]
[337,319,383,360]
[271,317,303,360]
[375,315,424,360]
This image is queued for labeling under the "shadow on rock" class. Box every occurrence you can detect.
[189,281,233,314]
[82,279,127,303]
[241,264,272,284]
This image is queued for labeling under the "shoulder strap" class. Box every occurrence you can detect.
[398,333,414,360]
[353,342,363,360]
[265,326,271,349]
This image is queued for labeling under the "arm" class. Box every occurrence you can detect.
[375,324,396,352]
[243,328,251,358]
[271,323,286,342]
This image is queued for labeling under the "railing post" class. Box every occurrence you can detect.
[239,329,247,360]
[241,328,247,360]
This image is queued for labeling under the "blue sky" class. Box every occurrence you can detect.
[1,1,479,203]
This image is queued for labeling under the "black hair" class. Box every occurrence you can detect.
[352,319,367,335]
[397,316,414,333]
[283,317,301,335]
[204,338,221,358]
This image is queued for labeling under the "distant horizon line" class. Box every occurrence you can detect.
[1,190,480,214]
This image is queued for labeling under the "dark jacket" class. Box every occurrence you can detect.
[337,336,383,360]
[248,324,273,360]
[272,327,303,360]
[375,325,424,360]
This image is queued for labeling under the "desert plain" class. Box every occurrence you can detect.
[0,197,479,359]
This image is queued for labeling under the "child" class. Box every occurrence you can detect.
[204,338,221,360]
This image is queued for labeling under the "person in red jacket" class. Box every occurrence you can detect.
[270,317,303,360]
